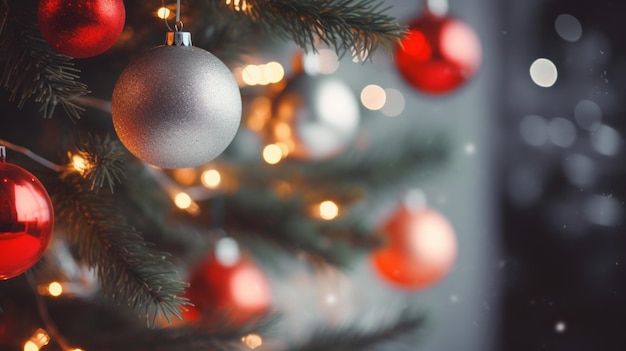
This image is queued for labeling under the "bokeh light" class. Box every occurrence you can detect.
[215,237,240,266]
[201,169,221,189]
[360,84,386,110]
[555,14,582,42]
[241,334,263,349]
[155,7,171,19]
[263,144,283,164]
[548,117,576,148]
[319,200,339,220]
[303,49,340,75]
[590,124,622,156]
[530,58,558,87]
[574,99,602,131]
[48,282,63,297]
[381,88,405,117]
[174,192,192,209]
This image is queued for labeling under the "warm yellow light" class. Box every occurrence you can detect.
[242,65,262,85]
[174,192,192,209]
[241,333,263,349]
[246,96,271,131]
[23,341,39,351]
[48,282,63,297]
[319,200,339,220]
[265,61,285,83]
[24,329,50,351]
[201,169,221,189]
[274,122,292,140]
[262,144,283,165]
[156,7,171,19]
[171,168,197,186]
[275,142,290,157]
[71,154,89,173]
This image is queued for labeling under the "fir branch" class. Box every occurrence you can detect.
[0,0,89,120]
[204,0,407,59]
[292,312,427,351]
[73,133,127,192]
[52,173,190,326]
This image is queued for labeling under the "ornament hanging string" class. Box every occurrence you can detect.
[162,0,183,31]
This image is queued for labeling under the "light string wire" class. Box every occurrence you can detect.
[0,138,65,172]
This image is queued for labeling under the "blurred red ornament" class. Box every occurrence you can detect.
[38,0,126,58]
[0,149,54,280]
[395,11,481,94]
[372,205,457,289]
[186,254,272,325]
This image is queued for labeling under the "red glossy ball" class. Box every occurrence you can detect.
[38,0,126,58]
[372,206,457,289]
[395,13,481,94]
[0,162,54,280]
[186,255,272,325]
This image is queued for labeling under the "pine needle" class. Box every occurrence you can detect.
[203,0,407,60]
[0,0,89,120]
[72,133,127,193]
[53,173,191,326]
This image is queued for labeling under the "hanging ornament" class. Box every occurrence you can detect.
[0,146,54,280]
[267,70,360,161]
[371,204,457,289]
[394,5,482,95]
[112,29,242,169]
[38,0,126,58]
[185,240,271,325]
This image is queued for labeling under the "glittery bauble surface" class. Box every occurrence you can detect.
[38,0,126,58]
[0,162,54,280]
[395,12,482,94]
[111,45,242,169]
[270,73,360,160]
[186,255,271,325]
[372,206,457,289]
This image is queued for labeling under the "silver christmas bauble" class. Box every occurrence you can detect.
[270,73,360,160]
[112,32,242,169]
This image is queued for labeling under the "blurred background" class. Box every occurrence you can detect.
[2,0,626,350]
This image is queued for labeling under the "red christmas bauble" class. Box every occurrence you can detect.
[38,0,126,58]
[395,12,481,94]
[186,254,272,325]
[372,206,457,289]
[0,160,54,280]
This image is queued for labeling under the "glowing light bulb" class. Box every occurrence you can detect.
[71,154,89,173]
[174,192,192,209]
[319,200,339,220]
[156,7,171,19]
[263,144,283,164]
[48,282,63,297]
[23,341,39,351]
[241,334,263,349]
[201,169,221,189]
[23,329,50,351]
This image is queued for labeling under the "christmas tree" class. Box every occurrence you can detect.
[0,0,491,350]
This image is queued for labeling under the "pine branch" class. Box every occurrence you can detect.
[72,133,127,193]
[202,0,407,60]
[292,312,427,351]
[0,0,89,120]
[52,173,191,326]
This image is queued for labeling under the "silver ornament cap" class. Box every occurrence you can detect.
[111,31,242,169]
